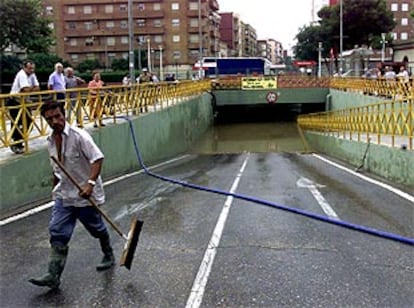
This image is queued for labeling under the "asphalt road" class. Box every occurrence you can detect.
[1,152,413,308]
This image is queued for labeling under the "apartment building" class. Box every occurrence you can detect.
[240,22,257,57]
[219,12,242,56]
[42,0,221,73]
[257,39,283,64]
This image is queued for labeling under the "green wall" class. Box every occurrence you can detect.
[304,131,414,188]
[214,88,329,106]
[0,93,213,215]
[328,89,390,110]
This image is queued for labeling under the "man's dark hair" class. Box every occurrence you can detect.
[23,60,34,68]
[40,100,65,117]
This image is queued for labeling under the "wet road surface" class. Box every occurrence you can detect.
[1,120,413,307]
[1,150,413,307]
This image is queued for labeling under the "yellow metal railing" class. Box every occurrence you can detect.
[298,97,413,150]
[0,80,211,153]
[330,77,413,98]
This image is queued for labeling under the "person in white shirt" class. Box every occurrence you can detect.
[29,100,114,289]
[8,60,40,154]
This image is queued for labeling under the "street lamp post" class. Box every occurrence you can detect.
[317,42,323,78]
[380,33,388,63]
[339,0,343,74]
[147,38,151,71]
[127,0,135,82]
[198,0,203,79]
[159,46,163,81]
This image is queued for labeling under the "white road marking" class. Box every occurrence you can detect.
[297,177,338,219]
[313,154,414,203]
[186,154,250,308]
[0,155,190,226]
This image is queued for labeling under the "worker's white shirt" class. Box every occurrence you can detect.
[48,123,105,206]
[10,69,39,94]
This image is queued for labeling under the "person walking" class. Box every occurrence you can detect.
[48,62,66,102]
[8,60,40,154]
[29,100,115,289]
[65,67,85,127]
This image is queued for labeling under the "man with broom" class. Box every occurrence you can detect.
[29,100,115,289]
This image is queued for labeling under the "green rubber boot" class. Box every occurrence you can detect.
[29,245,68,289]
[96,231,115,271]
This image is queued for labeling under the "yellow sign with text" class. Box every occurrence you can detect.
[241,77,278,90]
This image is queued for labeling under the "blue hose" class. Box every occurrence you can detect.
[120,116,414,246]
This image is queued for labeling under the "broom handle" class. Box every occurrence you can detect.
[51,156,126,239]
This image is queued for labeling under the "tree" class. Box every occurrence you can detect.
[294,0,395,62]
[0,0,54,53]
[77,59,101,73]
[111,58,129,71]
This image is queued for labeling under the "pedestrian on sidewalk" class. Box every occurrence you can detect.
[29,100,115,289]
[48,62,66,102]
[65,67,85,127]
[7,60,40,154]
[88,71,106,127]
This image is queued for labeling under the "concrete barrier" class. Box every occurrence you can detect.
[0,93,213,215]
[304,132,414,187]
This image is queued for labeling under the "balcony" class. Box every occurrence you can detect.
[135,9,165,18]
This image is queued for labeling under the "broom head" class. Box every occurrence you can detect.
[120,217,144,270]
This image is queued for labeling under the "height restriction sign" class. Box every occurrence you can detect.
[266,91,279,104]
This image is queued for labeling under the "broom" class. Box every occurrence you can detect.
[51,156,143,270]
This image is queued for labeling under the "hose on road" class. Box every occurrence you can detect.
[120,116,414,246]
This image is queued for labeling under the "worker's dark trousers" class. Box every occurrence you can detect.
[49,198,108,247]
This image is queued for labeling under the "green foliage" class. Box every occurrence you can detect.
[294,0,396,61]
[111,58,129,71]
[77,59,102,73]
[0,0,54,53]
[27,53,69,70]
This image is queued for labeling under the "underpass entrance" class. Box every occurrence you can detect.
[190,103,325,154]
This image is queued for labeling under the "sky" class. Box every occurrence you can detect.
[218,0,329,50]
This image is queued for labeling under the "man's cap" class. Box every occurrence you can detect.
[142,68,148,72]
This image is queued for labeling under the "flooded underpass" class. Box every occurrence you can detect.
[191,104,323,154]
[1,105,413,307]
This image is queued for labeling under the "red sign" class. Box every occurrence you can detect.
[293,60,317,67]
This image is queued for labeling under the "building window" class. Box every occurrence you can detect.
[154,35,163,43]
[189,2,198,10]
[85,38,94,46]
[190,19,199,27]
[137,19,146,27]
[401,32,408,40]
[120,4,127,11]
[401,3,408,11]
[138,3,145,11]
[71,54,79,62]
[68,22,76,30]
[173,51,181,59]
[172,35,180,43]
[105,5,113,13]
[84,22,93,30]
[401,18,408,26]
[122,53,128,59]
[70,39,77,46]
[120,20,128,28]
[153,19,162,27]
[106,21,114,28]
[121,36,129,44]
[46,6,53,15]
[67,6,75,14]
[189,35,199,43]
[84,5,92,14]
[172,3,179,10]
[107,37,116,46]
[153,3,161,10]
[390,3,398,11]
[86,53,95,60]
[172,19,180,27]
[392,32,397,40]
